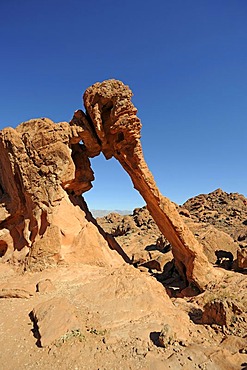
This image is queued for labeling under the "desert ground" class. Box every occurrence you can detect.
[0,188,246,370]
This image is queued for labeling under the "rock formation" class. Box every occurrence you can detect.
[83,79,213,290]
[97,189,247,277]
[0,118,124,269]
[183,188,247,246]
[183,189,247,270]
[0,79,215,291]
[31,297,81,347]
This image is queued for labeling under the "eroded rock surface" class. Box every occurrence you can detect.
[0,118,123,269]
[183,189,247,270]
[83,79,213,291]
[183,189,247,245]
[31,297,81,347]
[0,80,246,370]
[202,299,243,327]
[0,79,215,291]
[0,262,246,370]
[98,188,247,276]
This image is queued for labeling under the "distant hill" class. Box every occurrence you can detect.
[91,209,132,218]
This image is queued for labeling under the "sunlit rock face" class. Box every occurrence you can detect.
[83,79,213,291]
[0,80,214,291]
[0,118,122,269]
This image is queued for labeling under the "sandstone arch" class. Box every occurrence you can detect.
[0,79,213,291]
[82,79,213,291]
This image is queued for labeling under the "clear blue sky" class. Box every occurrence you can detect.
[1,0,246,210]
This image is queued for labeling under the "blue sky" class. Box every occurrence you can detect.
[1,0,246,210]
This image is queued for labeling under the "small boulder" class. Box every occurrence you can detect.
[202,299,242,327]
[237,247,247,269]
[36,279,56,293]
[31,297,81,347]
[158,324,176,348]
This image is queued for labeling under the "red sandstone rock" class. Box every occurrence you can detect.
[0,281,35,298]
[0,118,123,268]
[0,79,220,291]
[183,189,247,244]
[202,299,243,327]
[31,297,81,347]
[184,221,239,264]
[83,79,213,291]
[237,247,247,269]
[36,279,56,293]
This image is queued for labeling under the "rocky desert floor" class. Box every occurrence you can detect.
[0,189,247,370]
[0,262,246,370]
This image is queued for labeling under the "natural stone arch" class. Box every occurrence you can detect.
[81,79,213,291]
[0,79,214,291]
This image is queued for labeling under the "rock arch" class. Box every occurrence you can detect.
[0,80,213,290]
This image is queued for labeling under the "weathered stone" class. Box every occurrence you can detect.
[0,118,123,268]
[158,324,177,348]
[0,282,35,298]
[69,109,101,157]
[183,189,247,243]
[75,264,190,341]
[237,247,247,269]
[202,299,243,327]
[0,79,217,291]
[83,79,213,291]
[31,297,81,347]
[36,279,56,293]
[220,336,247,355]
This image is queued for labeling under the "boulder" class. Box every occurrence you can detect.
[31,297,81,347]
[202,299,243,327]
[185,221,239,265]
[36,279,56,293]
[237,247,247,269]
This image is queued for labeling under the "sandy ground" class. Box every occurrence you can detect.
[0,262,246,370]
